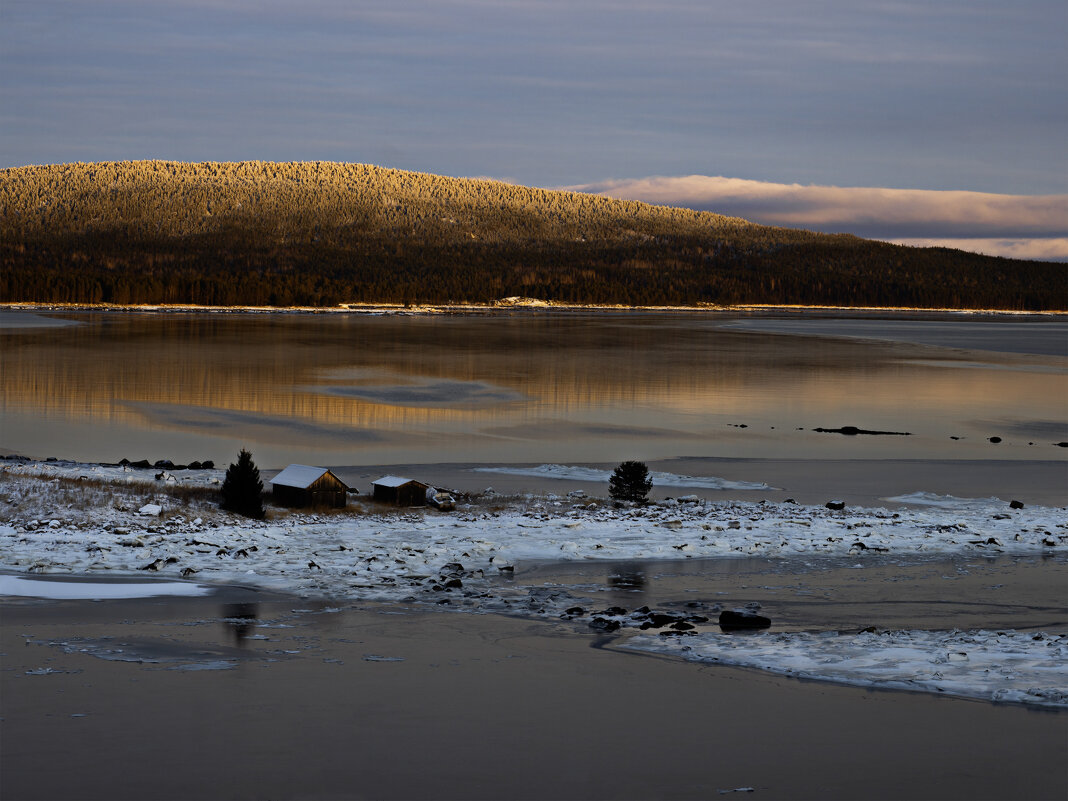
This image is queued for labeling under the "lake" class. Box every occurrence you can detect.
[1,309,1065,500]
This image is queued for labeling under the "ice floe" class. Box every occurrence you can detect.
[623,629,1068,707]
[0,574,212,599]
[473,463,773,490]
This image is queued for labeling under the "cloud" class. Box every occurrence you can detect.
[564,175,1068,261]
[886,238,1068,262]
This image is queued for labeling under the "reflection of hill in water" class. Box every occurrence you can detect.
[1,314,1064,454]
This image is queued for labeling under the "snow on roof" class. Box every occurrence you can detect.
[271,464,340,489]
[373,475,424,488]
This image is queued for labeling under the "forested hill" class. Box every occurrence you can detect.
[0,161,1061,310]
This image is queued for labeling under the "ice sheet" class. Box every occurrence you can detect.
[623,629,1068,707]
[473,463,773,490]
[0,574,212,599]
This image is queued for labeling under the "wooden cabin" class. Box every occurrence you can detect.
[372,475,430,506]
[271,464,349,508]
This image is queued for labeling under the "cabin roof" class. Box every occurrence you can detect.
[272,464,346,490]
[372,475,425,488]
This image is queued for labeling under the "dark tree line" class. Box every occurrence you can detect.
[2,161,1063,311]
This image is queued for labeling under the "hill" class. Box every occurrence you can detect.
[0,161,1061,309]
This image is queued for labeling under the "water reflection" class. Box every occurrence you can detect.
[607,566,647,591]
[222,602,258,646]
[1,312,1064,466]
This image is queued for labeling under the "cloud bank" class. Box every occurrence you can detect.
[566,176,1068,261]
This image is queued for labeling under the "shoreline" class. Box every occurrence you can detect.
[3,300,1066,317]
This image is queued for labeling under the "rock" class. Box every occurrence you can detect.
[131,459,151,469]
[1055,442,1068,448]
[187,461,202,470]
[988,436,1002,444]
[600,606,628,617]
[154,459,175,469]
[563,606,586,617]
[201,460,215,469]
[181,567,197,577]
[826,500,846,510]
[138,503,162,516]
[441,562,465,574]
[118,458,131,465]
[813,426,910,436]
[588,617,621,633]
[1009,500,1024,509]
[719,610,771,630]
[671,621,695,631]
[442,578,463,590]
[646,612,682,628]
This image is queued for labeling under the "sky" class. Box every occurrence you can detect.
[2,0,1066,259]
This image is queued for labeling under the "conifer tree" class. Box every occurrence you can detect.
[609,460,652,502]
[220,449,265,519]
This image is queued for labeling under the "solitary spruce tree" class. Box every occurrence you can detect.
[220,449,265,519]
[609,461,652,502]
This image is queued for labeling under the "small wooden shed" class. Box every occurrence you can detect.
[271,464,349,508]
[372,475,430,507]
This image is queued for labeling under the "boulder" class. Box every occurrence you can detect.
[1009,499,1025,509]
[588,617,622,633]
[719,610,771,630]
[825,500,846,510]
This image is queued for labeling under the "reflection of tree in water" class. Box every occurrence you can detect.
[222,603,258,645]
[608,566,646,591]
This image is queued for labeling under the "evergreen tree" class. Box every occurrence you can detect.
[609,461,652,502]
[220,449,265,519]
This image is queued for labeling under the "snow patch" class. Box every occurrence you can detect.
[473,464,773,491]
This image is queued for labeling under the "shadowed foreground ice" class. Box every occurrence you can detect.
[624,629,1068,707]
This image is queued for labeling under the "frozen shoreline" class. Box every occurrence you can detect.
[2,456,1066,707]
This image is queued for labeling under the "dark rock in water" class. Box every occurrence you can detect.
[154,459,175,469]
[46,456,58,462]
[1009,500,1025,509]
[173,464,188,471]
[647,612,682,628]
[859,626,877,633]
[201,460,215,469]
[813,426,910,436]
[442,578,463,590]
[631,605,652,616]
[950,436,961,440]
[131,459,151,468]
[719,610,771,630]
[188,461,202,470]
[671,621,695,631]
[181,567,197,577]
[685,615,710,624]
[588,617,621,633]
[988,436,1002,444]
[119,458,131,465]
[659,630,695,637]
[441,562,465,575]
[600,606,628,617]
[563,606,586,617]
[1055,442,1068,448]
[826,500,846,510]
[784,498,797,504]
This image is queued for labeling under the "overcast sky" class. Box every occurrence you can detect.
[3,1,1066,258]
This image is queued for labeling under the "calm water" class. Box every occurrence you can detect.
[1,310,1066,469]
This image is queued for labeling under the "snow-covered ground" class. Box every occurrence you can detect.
[2,458,1066,706]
